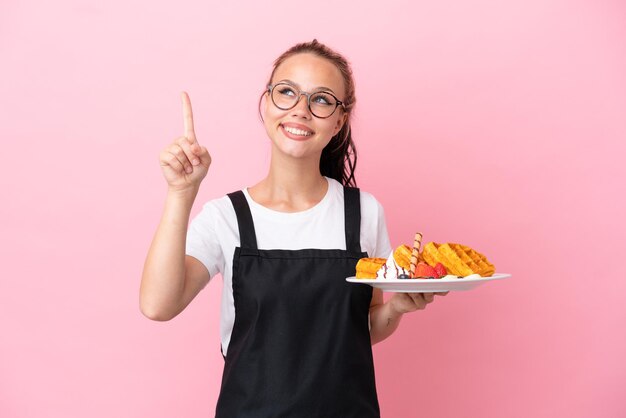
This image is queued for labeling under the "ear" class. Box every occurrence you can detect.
[333,113,348,136]
[261,91,270,119]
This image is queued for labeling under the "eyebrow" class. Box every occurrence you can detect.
[278,79,337,94]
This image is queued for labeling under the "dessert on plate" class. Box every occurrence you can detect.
[355,232,496,280]
[355,258,387,279]
[374,244,412,279]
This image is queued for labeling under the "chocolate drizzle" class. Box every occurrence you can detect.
[379,264,389,279]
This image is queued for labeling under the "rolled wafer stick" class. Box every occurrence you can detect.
[409,232,423,277]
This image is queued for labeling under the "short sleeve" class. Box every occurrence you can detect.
[372,200,392,258]
[359,191,393,258]
[186,203,224,279]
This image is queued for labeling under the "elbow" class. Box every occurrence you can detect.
[141,309,173,322]
[139,299,177,322]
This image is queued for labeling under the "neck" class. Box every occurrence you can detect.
[268,150,325,193]
[248,148,328,212]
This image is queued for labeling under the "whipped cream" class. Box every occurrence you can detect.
[438,274,479,280]
[376,250,411,279]
[463,273,481,280]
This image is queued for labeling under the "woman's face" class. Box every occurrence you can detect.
[263,53,347,161]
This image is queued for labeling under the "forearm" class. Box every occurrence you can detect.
[369,299,404,345]
[369,292,441,343]
[140,189,197,320]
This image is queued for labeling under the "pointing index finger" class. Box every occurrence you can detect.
[181,91,196,141]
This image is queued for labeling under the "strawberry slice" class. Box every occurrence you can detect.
[414,262,437,279]
[434,262,447,279]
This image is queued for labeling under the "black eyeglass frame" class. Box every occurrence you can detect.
[266,82,345,119]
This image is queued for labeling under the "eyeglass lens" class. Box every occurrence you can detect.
[271,84,338,118]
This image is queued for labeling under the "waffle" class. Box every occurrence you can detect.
[355,258,387,279]
[393,245,413,270]
[422,242,495,277]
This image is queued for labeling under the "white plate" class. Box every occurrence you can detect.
[345,273,511,292]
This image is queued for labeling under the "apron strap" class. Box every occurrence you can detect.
[228,186,361,253]
[343,186,362,254]
[227,190,258,250]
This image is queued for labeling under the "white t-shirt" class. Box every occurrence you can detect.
[186,177,392,354]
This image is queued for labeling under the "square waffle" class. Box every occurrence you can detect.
[422,242,495,277]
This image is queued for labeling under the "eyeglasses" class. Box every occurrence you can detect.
[267,82,345,119]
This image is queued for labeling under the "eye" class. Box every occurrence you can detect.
[311,92,334,106]
[277,86,296,97]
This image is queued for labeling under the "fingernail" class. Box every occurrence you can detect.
[192,159,199,165]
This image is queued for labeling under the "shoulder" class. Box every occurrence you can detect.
[204,193,237,214]
[342,184,391,258]
[358,189,384,213]
[191,194,237,229]
[324,177,386,219]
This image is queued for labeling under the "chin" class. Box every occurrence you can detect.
[272,138,325,160]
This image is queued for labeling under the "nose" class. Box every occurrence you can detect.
[290,93,312,119]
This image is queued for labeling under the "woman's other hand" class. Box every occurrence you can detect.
[389,291,449,314]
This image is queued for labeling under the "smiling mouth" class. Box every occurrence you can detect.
[281,124,314,137]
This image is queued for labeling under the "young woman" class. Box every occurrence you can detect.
[141,39,447,417]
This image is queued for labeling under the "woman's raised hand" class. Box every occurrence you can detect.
[159,92,211,193]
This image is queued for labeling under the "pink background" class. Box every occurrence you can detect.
[1,0,625,417]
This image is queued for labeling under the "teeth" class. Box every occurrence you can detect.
[283,125,312,136]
